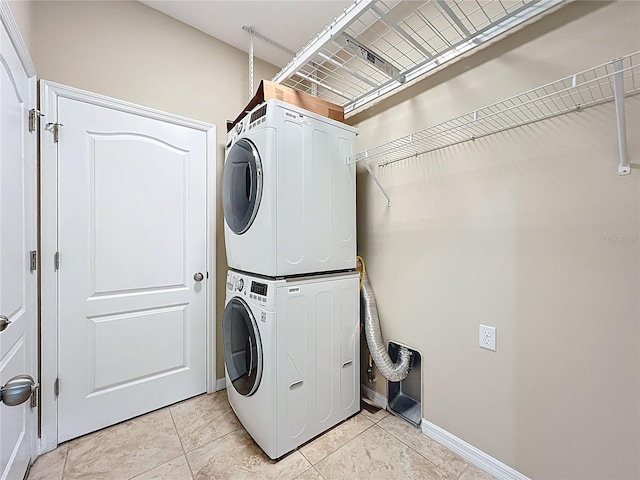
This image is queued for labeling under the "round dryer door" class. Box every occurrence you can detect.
[222,297,263,396]
[222,138,263,234]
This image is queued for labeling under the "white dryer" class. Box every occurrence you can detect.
[222,99,358,278]
[222,269,360,459]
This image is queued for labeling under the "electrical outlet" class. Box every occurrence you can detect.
[479,324,496,351]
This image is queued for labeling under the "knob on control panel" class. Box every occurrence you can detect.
[236,278,244,292]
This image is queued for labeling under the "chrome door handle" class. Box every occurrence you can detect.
[0,374,38,406]
[0,315,11,332]
[193,272,204,282]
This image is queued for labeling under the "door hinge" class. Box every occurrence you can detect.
[30,251,37,272]
[46,122,64,143]
[30,383,39,408]
[54,252,60,271]
[54,378,60,397]
[29,109,43,133]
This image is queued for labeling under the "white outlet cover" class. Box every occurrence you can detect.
[479,324,496,351]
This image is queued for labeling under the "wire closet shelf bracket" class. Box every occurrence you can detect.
[348,50,640,206]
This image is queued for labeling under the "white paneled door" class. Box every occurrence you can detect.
[41,84,214,443]
[0,13,37,480]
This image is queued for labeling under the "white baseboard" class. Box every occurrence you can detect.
[360,383,386,408]
[421,419,530,480]
[216,378,226,391]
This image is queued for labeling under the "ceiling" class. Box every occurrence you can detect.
[140,0,352,68]
[141,0,566,117]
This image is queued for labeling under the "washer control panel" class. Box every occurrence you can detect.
[226,271,270,306]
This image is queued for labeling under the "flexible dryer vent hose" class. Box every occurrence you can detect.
[358,257,411,383]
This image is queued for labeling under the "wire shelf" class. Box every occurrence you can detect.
[273,0,564,115]
[348,51,640,167]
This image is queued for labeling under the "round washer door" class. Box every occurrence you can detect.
[222,297,263,396]
[222,138,263,235]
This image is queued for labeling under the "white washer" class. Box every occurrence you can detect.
[222,99,358,278]
[222,269,360,459]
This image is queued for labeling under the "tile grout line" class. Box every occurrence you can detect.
[457,464,472,480]
[120,408,186,480]
[167,406,196,480]
[182,424,244,457]
[361,408,389,425]
[304,414,377,464]
[127,454,187,480]
[171,393,243,456]
[294,464,327,480]
[172,411,244,456]
[183,413,244,455]
[312,465,326,479]
[180,425,251,479]
[373,419,447,476]
[60,443,71,480]
[305,417,378,468]
[167,406,188,456]
[294,466,315,479]
[298,447,312,465]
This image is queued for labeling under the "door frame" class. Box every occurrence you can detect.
[39,81,217,453]
[0,0,38,466]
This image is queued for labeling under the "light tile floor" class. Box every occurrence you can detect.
[27,390,496,480]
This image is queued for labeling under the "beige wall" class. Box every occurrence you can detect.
[12,0,640,477]
[7,0,33,52]
[351,1,639,478]
[28,0,279,381]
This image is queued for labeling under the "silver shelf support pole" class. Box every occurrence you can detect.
[311,62,318,97]
[248,28,254,100]
[244,25,297,100]
[612,59,630,175]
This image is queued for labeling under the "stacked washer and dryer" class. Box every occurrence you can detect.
[221,99,360,459]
